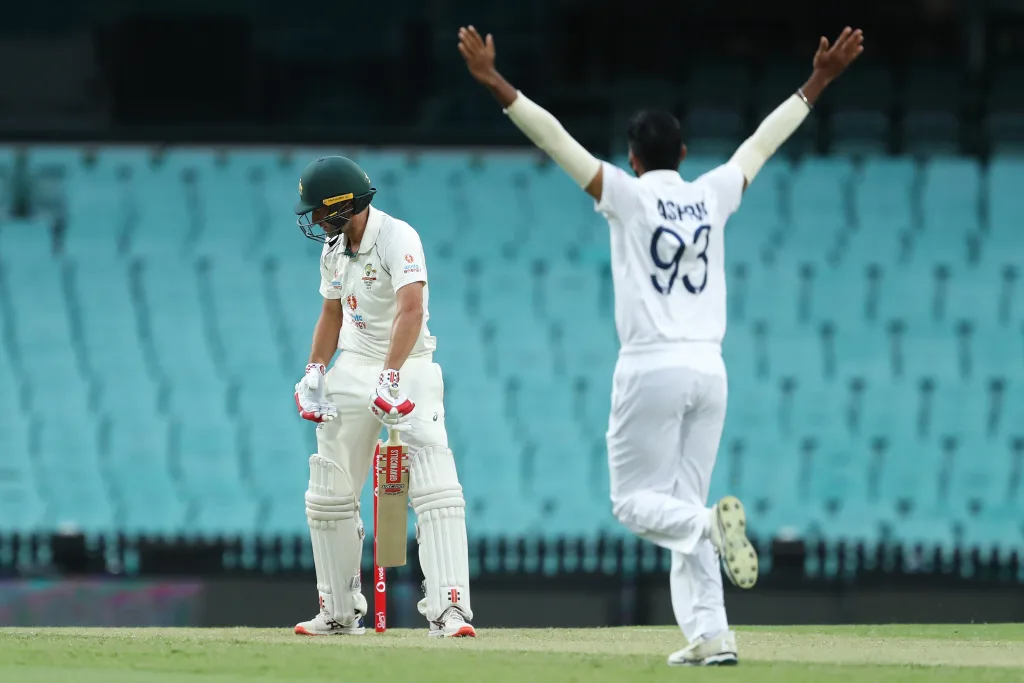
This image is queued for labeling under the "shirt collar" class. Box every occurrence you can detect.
[337,208,383,257]
[639,169,680,182]
[355,207,383,254]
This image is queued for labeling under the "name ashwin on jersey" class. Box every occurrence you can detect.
[657,200,707,222]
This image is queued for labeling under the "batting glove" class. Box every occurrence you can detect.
[369,369,415,428]
[295,363,338,423]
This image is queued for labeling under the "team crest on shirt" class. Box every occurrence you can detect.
[362,263,378,289]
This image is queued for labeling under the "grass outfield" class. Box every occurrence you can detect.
[2,625,1023,682]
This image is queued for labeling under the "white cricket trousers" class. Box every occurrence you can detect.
[605,345,729,642]
[317,352,447,484]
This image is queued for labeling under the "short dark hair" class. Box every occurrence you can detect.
[626,110,682,172]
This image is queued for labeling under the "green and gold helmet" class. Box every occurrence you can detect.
[294,156,377,242]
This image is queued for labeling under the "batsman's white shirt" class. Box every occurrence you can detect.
[319,207,436,359]
[595,161,744,369]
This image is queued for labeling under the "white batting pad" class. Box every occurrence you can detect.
[409,445,471,622]
[306,454,363,624]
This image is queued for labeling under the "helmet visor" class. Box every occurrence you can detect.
[296,203,356,242]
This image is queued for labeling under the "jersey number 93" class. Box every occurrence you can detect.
[649,224,711,295]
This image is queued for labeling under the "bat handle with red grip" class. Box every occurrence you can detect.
[373,441,387,633]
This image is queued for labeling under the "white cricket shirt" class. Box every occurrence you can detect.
[319,207,436,360]
[595,160,744,360]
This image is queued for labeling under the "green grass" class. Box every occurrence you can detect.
[2,625,1023,682]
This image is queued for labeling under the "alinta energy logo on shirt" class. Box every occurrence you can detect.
[346,294,367,328]
[403,254,421,274]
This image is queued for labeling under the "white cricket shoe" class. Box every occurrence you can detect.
[294,610,366,636]
[428,606,476,638]
[667,630,739,666]
[294,596,366,636]
[709,495,759,589]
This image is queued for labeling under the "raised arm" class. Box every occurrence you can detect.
[730,27,864,191]
[458,26,605,201]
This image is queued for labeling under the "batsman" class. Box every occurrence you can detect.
[291,156,475,638]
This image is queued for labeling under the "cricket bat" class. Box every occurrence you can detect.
[374,427,410,567]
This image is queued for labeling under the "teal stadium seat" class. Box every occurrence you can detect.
[1,145,1022,564]
[964,320,1024,381]
[0,358,43,532]
[877,261,944,326]
[127,170,193,258]
[0,444,44,534]
[70,255,159,415]
[926,379,993,441]
[105,414,185,537]
[900,320,962,381]
[1000,381,1024,435]
[788,378,849,442]
[718,411,806,540]
[771,330,826,384]
[2,234,93,416]
[790,156,854,228]
[204,253,283,380]
[815,260,873,326]
[172,417,257,538]
[804,438,881,547]
[859,380,918,440]
[853,156,916,238]
[386,151,463,241]
[0,217,51,263]
[431,309,488,380]
[36,415,114,535]
[920,156,981,232]
[722,319,756,381]
[137,255,226,416]
[986,157,1024,255]
[744,263,803,336]
[274,246,327,363]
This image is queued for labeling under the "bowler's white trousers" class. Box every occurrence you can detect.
[605,344,729,642]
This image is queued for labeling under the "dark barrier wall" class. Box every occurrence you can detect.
[5,577,1024,628]
[5,535,1022,627]
[5,0,1023,153]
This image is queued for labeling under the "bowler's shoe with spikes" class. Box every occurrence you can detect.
[709,495,758,589]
